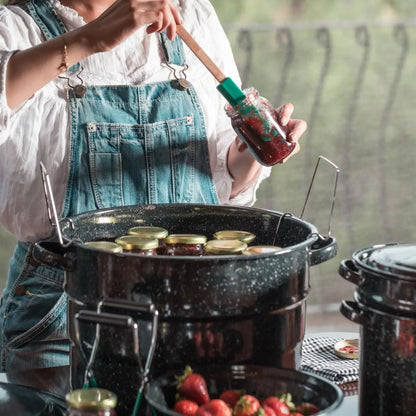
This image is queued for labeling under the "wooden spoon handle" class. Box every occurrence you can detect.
[176,25,226,83]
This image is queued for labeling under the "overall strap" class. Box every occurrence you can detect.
[21,0,66,39]
[20,0,80,72]
[159,31,187,66]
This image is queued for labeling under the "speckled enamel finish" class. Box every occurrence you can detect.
[340,243,416,416]
[34,204,337,416]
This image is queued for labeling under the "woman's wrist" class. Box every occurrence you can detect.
[227,136,262,198]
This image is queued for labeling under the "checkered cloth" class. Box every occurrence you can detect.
[301,336,359,384]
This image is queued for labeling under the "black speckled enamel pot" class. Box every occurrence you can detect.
[339,243,416,416]
[34,203,337,416]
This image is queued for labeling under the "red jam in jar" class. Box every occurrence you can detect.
[225,87,296,166]
[115,235,159,255]
[163,234,207,256]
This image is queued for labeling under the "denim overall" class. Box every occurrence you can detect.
[0,0,219,372]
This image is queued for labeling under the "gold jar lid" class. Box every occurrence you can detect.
[213,230,256,244]
[84,241,123,253]
[164,234,207,245]
[115,235,159,250]
[66,388,117,410]
[242,245,281,255]
[205,239,248,255]
[127,226,168,239]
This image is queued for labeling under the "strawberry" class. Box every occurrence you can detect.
[295,403,319,415]
[176,366,210,405]
[219,389,244,408]
[261,397,290,416]
[174,399,199,416]
[196,399,232,416]
[262,405,277,416]
[234,394,261,416]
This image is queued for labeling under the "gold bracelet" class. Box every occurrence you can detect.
[58,43,68,73]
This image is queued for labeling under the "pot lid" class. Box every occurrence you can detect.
[366,244,416,278]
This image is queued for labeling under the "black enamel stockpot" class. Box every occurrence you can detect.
[339,243,416,416]
[33,203,337,416]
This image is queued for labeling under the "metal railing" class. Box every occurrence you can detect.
[223,20,416,306]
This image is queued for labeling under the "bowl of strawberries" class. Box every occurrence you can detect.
[144,365,343,416]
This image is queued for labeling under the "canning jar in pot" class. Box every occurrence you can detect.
[66,388,117,416]
[115,235,159,255]
[163,233,207,256]
[339,243,416,416]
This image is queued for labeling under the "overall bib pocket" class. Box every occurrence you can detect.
[87,115,197,206]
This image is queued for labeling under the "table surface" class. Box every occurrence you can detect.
[0,332,360,416]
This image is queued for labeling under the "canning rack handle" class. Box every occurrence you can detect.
[300,155,340,239]
[272,212,293,246]
[39,162,73,247]
[74,298,159,397]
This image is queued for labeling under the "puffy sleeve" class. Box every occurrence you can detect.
[0,5,69,241]
[0,5,45,144]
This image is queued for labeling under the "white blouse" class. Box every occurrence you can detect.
[0,0,270,242]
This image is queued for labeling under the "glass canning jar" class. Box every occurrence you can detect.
[84,241,123,253]
[114,235,159,255]
[127,225,169,254]
[204,239,247,255]
[127,226,169,240]
[213,230,256,245]
[163,234,207,256]
[66,388,117,416]
[225,87,296,166]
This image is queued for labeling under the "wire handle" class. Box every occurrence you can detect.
[40,162,72,246]
[74,298,159,402]
[300,155,340,238]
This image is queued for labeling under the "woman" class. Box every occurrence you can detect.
[0,0,307,372]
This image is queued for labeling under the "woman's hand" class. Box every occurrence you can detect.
[228,102,307,198]
[275,102,307,163]
[6,0,182,109]
[85,0,183,53]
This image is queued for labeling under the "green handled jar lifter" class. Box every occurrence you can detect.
[176,25,294,166]
[176,25,246,106]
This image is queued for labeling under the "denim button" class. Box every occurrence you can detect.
[15,285,26,296]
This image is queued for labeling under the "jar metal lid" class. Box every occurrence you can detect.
[164,234,207,245]
[205,239,248,254]
[127,226,168,239]
[84,241,123,253]
[115,235,159,250]
[66,388,117,410]
[213,230,256,244]
[243,245,282,255]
